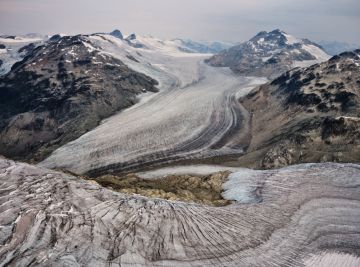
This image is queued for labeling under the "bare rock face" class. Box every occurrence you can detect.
[110,29,123,40]
[0,35,158,162]
[0,158,360,266]
[206,29,330,79]
[93,171,231,206]
[237,49,360,169]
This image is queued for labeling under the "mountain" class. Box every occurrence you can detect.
[173,39,234,54]
[236,49,360,169]
[319,40,360,55]
[109,29,123,39]
[206,29,330,78]
[0,34,158,161]
[1,29,223,166]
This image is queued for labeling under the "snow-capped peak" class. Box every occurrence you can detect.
[206,29,331,78]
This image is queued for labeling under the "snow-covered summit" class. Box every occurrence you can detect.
[206,29,331,78]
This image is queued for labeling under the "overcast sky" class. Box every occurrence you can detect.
[1,0,359,44]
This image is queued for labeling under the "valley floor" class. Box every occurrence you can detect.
[40,48,266,175]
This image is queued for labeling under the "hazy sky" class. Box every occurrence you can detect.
[1,0,360,44]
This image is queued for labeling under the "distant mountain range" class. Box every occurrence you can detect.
[319,40,360,55]
[173,39,234,54]
[206,29,330,78]
[0,30,233,77]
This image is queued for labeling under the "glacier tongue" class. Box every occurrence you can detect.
[40,34,267,175]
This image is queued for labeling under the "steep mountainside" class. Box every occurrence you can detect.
[0,35,158,161]
[319,40,360,55]
[236,49,360,168]
[206,29,330,78]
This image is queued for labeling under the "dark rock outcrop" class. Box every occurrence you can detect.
[49,34,61,42]
[126,33,136,41]
[18,42,36,56]
[110,29,123,39]
[124,33,145,48]
[0,35,158,162]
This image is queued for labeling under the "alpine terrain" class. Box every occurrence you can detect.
[0,24,359,267]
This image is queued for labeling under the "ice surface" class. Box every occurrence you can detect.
[221,169,265,203]
[304,252,360,267]
[293,44,330,68]
[302,44,330,61]
[283,33,301,45]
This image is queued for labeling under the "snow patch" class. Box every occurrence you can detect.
[283,33,301,45]
[222,169,264,203]
[302,44,330,61]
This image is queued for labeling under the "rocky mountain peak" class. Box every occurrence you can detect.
[249,29,288,48]
[206,29,330,78]
[126,33,137,41]
[110,29,123,39]
[49,34,62,42]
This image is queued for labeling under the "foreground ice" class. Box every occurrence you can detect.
[2,158,360,266]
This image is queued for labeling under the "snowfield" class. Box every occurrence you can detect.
[0,36,45,75]
[40,34,267,175]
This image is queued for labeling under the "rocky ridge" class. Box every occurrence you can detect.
[237,49,360,168]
